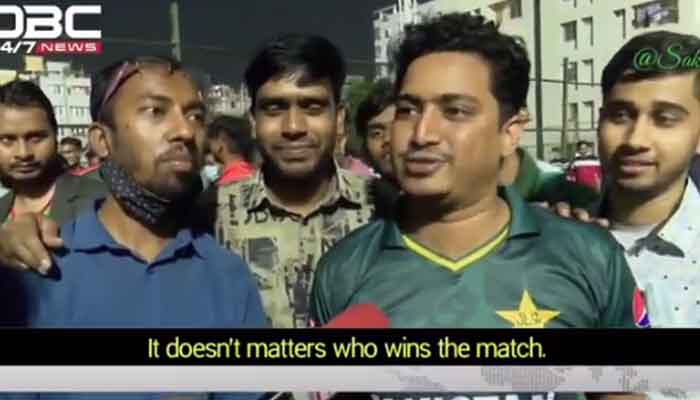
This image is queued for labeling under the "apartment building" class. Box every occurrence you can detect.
[373,0,686,159]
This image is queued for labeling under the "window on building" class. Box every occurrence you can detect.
[568,103,579,129]
[55,106,64,117]
[614,9,627,39]
[562,0,577,7]
[374,27,380,38]
[633,0,678,28]
[582,17,593,46]
[583,101,595,128]
[566,61,578,89]
[582,59,594,84]
[510,0,523,18]
[375,44,382,56]
[562,21,577,48]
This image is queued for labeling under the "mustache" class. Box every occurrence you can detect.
[156,144,198,164]
[610,145,655,164]
[272,139,318,150]
[401,150,452,162]
[10,161,41,169]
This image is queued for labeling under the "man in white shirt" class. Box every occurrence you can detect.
[596,31,700,331]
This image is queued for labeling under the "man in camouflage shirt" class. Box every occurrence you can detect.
[216,33,374,328]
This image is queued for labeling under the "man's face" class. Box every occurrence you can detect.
[253,75,343,180]
[578,143,591,156]
[365,105,395,177]
[106,68,206,199]
[599,72,700,195]
[392,52,521,202]
[59,143,81,168]
[0,106,57,185]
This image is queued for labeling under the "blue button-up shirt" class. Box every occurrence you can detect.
[13,200,267,328]
[0,200,266,399]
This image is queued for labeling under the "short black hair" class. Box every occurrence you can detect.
[354,79,395,140]
[602,31,700,100]
[0,80,58,133]
[90,55,184,126]
[394,12,530,123]
[59,136,82,148]
[244,33,346,108]
[207,115,256,163]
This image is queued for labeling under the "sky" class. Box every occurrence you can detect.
[0,0,396,85]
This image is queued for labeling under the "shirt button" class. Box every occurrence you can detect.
[664,275,669,279]
[675,306,680,311]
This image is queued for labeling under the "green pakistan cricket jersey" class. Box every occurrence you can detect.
[310,187,638,400]
[311,186,640,328]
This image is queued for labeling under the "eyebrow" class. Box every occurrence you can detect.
[605,99,689,115]
[396,93,480,104]
[182,99,206,113]
[652,101,689,115]
[139,94,173,104]
[140,94,205,111]
[367,121,389,129]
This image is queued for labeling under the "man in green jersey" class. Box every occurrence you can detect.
[310,13,640,330]
[310,14,640,400]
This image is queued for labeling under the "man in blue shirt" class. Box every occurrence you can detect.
[0,55,265,399]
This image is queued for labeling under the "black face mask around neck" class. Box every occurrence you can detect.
[99,159,201,226]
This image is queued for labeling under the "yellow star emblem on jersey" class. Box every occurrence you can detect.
[496,290,560,328]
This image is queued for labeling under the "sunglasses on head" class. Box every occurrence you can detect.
[95,57,177,121]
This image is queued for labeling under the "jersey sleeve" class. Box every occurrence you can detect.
[600,243,641,328]
[309,253,337,327]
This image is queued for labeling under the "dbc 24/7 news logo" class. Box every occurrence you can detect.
[0,5,101,55]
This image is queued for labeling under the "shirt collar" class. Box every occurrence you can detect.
[381,185,541,248]
[601,179,699,257]
[655,180,700,256]
[71,199,202,261]
[242,160,368,211]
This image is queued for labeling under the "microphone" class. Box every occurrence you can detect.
[321,303,391,329]
[260,305,390,400]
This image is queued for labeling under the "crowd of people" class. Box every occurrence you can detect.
[0,10,698,400]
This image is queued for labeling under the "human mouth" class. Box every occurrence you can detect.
[11,163,40,173]
[403,152,449,175]
[618,158,655,176]
[276,143,317,159]
[159,152,196,173]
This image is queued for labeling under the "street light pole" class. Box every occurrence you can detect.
[533,0,544,160]
[170,0,182,61]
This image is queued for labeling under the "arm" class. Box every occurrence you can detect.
[309,255,339,327]
[0,213,62,275]
[600,243,640,328]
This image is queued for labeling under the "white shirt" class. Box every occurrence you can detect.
[611,181,700,327]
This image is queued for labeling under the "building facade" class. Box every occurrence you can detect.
[205,83,250,117]
[373,0,686,160]
[37,60,91,145]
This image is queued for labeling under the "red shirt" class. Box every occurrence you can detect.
[567,158,602,192]
[71,164,100,177]
[217,160,256,186]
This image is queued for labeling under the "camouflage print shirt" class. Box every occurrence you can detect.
[215,166,374,328]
